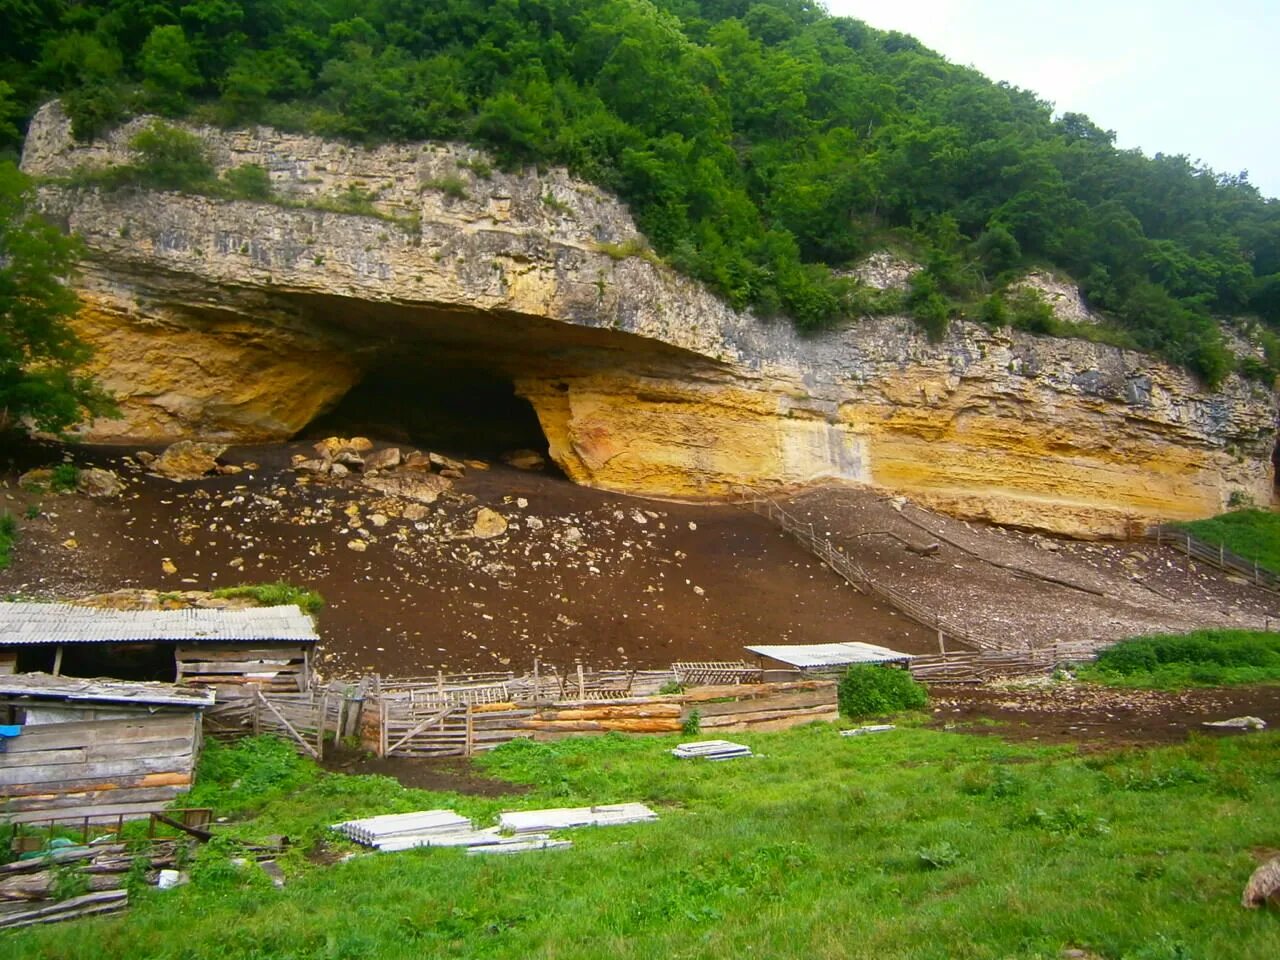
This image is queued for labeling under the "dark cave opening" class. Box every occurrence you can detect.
[303,361,557,466]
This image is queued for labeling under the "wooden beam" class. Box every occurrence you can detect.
[254,690,318,759]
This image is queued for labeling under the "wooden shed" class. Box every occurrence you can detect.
[0,603,320,696]
[0,673,215,824]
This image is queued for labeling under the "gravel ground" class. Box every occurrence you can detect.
[782,485,1279,651]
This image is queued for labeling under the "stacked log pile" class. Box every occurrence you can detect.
[372,679,838,757]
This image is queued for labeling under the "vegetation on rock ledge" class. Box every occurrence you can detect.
[4,2,1280,385]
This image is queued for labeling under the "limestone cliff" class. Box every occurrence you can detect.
[21,102,1279,537]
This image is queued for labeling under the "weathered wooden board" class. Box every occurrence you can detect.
[1,738,195,769]
[1,756,194,789]
[3,715,195,748]
[690,690,835,718]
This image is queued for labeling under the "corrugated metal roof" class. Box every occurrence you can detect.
[744,642,914,670]
[0,602,319,646]
[0,672,215,707]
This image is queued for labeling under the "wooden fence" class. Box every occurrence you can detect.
[1148,524,1280,594]
[369,680,838,758]
[908,640,1099,684]
[740,493,999,651]
[202,682,365,759]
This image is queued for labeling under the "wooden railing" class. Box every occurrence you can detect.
[1148,524,1280,594]
[739,491,1000,651]
[909,640,1099,683]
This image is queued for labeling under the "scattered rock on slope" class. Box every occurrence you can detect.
[76,467,123,498]
[472,507,509,539]
[152,441,227,480]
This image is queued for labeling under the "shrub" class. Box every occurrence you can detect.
[128,121,215,192]
[1079,629,1280,689]
[837,665,928,719]
[221,163,273,200]
[211,581,324,616]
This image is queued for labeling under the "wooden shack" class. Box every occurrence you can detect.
[0,603,320,696]
[0,673,214,823]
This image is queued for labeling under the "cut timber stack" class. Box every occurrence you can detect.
[679,680,838,733]
[369,679,839,758]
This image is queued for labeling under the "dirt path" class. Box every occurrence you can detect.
[931,681,1280,747]
[782,486,1279,651]
[0,442,936,676]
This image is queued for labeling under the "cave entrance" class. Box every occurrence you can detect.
[304,360,557,467]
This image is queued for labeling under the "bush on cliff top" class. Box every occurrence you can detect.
[5,1,1280,384]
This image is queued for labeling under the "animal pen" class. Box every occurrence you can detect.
[199,666,841,759]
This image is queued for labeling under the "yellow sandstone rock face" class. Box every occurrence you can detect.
[71,293,360,442]
[21,102,1278,538]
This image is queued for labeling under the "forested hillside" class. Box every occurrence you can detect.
[4,0,1279,385]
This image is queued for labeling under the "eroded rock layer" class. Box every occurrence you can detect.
[22,102,1278,536]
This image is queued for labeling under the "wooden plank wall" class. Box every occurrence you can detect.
[0,652,15,676]
[175,644,310,694]
[0,709,200,824]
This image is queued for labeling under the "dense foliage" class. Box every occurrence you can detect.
[5,1,1280,383]
[1080,629,1280,689]
[0,161,115,436]
[837,663,928,718]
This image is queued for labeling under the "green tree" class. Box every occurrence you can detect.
[0,162,115,435]
[139,25,204,114]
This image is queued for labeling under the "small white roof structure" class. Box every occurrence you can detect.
[0,672,216,708]
[0,602,319,646]
[744,642,914,671]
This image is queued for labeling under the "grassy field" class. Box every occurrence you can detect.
[3,725,1279,959]
[1178,509,1280,573]
[1077,630,1280,690]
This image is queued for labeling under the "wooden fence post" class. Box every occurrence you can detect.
[465,705,474,758]
[577,663,585,701]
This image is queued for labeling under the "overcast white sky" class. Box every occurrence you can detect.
[825,0,1280,199]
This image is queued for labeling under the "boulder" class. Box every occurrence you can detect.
[364,447,402,472]
[293,458,329,474]
[313,436,374,459]
[363,473,453,504]
[333,450,365,469]
[18,468,55,490]
[76,467,123,498]
[429,451,466,472]
[401,451,435,471]
[472,507,509,539]
[1243,856,1280,909]
[152,441,226,480]
[1203,716,1267,730]
[502,449,546,471]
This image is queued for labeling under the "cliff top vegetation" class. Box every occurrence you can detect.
[4,1,1280,385]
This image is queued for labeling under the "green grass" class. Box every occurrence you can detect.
[1178,509,1280,574]
[4,723,1279,959]
[1078,630,1280,690]
[210,582,324,616]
